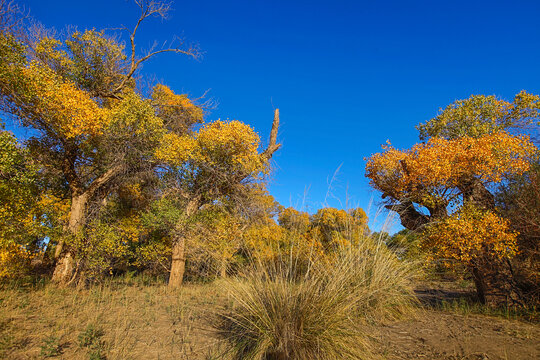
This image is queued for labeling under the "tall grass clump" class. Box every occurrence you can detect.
[217,234,418,360]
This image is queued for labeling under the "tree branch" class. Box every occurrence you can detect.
[111,0,200,96]
[86,163,125,197]
[385,201,430,231]
[262,109,281,160]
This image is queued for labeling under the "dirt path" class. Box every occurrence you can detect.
[376,310,539,359]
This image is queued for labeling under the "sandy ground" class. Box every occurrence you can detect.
[0,280,538,359]
[377,310,539,359]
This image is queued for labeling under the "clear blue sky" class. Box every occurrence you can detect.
[16,0,540,231]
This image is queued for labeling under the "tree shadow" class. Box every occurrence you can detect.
[414,287,479,308]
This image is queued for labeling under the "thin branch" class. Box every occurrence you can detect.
[111,0,200,96]
[0,0,25,33]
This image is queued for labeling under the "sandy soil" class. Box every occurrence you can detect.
[0,280,538,359]
[376,310,539,359]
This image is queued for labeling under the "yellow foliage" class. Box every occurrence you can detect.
[185,210,243,275]
[17,62,109,138]
[133,241,172,273]
[152,84,203,128]
[37,194,70,226]
[310,207,369,251]
[243,221,286,260]
[35,36,74,70]
[0,243,40,279]
[156,132,196,164]
[156,120,266,175]
[417,91,540,140]
[423,205,518,265]
[366,132,537,203]
[278,207,310,233]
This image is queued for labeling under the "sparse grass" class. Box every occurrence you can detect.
[216,239,418,360]
[438,297,539,322]
[0,277,224,359]
[0,271,538,359]
[415,277,540,323]
[40,334,61,358]
[78,323,106,359]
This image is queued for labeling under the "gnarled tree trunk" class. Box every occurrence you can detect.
[52,193,88,284]
[385,201,430,231]
[52,163,123,285]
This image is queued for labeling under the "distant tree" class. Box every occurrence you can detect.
[371,231,390,243]
[278,207,310,234]
[384,229,421,260]
[309,207,368,252]
[276,206,370,264]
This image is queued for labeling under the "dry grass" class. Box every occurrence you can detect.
[216,239,418,360]
[1,270,538,359]
[0,276,225,359]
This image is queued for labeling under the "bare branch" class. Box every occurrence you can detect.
[0,0,24,32]
[135,0,172,19]
[262,109,281,160]
[111,0,200,96]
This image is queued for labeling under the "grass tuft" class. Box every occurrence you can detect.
[217,239,417,360]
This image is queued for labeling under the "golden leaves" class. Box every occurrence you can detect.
[366,132,537,201]
[156,120,266,175]
[15,62,109,138]
[423,205,518,265]
[416,92,540,140]
[155,132,196,164]
[0,243,40,279]
[152,84,203,125]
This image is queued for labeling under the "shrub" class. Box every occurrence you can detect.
[0,244,40,280]
[216,238,417,359]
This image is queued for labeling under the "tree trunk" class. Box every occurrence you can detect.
[471,266,487,304]
[459,179,495,210]
[168,198,200,288]
[169,234,186,288]
[472,258,523,307]
[52,193,88,284]
[385,201,430,231]
[219,258,228,278]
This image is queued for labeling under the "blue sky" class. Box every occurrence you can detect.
[16,0,540,231]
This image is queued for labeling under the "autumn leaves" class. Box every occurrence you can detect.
[365,93,539,304]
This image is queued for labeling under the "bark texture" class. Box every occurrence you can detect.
[385,201,430,231]
[168,198,199,288]
[168,235,186,288]
[51,193,88,284]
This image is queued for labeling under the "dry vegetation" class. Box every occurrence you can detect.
[215,242,417,360]
[0,277,226,359]
[1,275,538,360]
